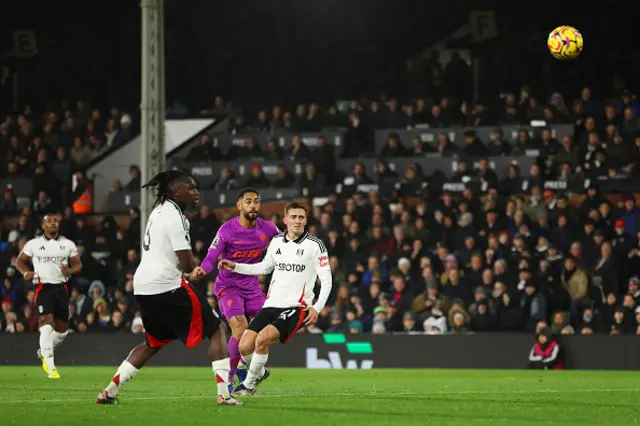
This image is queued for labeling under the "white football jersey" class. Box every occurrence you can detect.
[233,232,333,312]
[21,235,78,285]
[134,200,192,295]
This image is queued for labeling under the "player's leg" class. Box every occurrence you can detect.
[97,342,161,404]
[236,291,266,382]
[35,285,59,378]
[51,286,70,355]
[238,325,279,392]
[233,309,275,395]
[97,294,168,404]
[52,319,69,351]
[227,315,248,387]
[206,323,241,405]
[238,329,258,366]
[37,314,57,377]
[238,308,306,394]
[181,282,241,405]
[218,291,250,388]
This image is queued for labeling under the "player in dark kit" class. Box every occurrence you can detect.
[95,170,242,406]
[16,214,83,379]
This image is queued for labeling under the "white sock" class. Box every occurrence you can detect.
[243,353,268,389]
[52,330,68,351]
[104,361,139,398]
[39,325,56,371]
[212,359,231,399]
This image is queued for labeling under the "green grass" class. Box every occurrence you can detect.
[0,367,639,425]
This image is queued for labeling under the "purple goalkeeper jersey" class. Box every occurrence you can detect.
[202,217,280,294]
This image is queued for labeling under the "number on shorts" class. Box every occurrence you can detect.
[279,309,296,320]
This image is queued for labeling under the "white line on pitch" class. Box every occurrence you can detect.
[0,388,638,405]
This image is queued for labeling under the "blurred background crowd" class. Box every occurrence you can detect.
[3,85,640,337]
[2,1,640,337]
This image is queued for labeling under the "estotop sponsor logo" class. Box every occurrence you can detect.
[306,334,374,370]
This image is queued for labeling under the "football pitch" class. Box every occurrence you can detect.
[0,367,638,426]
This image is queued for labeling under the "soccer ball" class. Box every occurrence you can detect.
[547,26,583,60]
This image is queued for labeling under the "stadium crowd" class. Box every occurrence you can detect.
[2,87,640,337]
[0,103,136,213]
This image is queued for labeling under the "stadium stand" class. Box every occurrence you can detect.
[3,84,640,337]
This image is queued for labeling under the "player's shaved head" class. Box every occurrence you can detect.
[41,213,59,237]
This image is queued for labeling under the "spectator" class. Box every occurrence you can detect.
[70,136,92,166]
[125,166,141,191]
[528,327,564,370]
[186,135,223,162]
[243,164,271,189]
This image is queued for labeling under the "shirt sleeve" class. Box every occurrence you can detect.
[168,211,192,252]
[21,240,34,257]
[68,241,79,257]
[312,242,333,313]
[528,346,542,362]
[271,223,282,238]
[201,228,225,274]
[233,238,277,275]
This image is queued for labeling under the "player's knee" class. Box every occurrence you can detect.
[38,315,53,328]
[256,327,278,349]
[54,320,68,333]
[228,315,249,337]
[238,334,255,356]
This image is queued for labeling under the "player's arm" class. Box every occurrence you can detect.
[200,229,225,275]
[168,213,196,274]
[310,244,333,314]
[221,240,277,275]
[541,342,560,366]
[61,243,82,275]
[176,250,196,274]
[61,255,83,275]
[16,242,35,280]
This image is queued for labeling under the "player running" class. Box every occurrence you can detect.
[95,170,242,406]
[197,187,280,391]
[218,202,332,395]
[16,214,83,379]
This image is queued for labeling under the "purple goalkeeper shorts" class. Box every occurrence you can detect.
[217,288,265,321]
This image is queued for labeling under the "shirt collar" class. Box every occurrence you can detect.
[283,232,308,244]
[167,199,185,213]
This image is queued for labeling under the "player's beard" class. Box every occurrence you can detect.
[243,211,258,222]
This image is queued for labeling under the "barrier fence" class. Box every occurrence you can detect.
[1,334,638,370]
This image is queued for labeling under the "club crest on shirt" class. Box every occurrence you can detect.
[260,233,266,242]
[296,249,304,257]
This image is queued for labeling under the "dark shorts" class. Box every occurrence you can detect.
[35,284,69,321]
[136,278,221,350]
[247,307,307,344]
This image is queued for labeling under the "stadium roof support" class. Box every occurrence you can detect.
[140,0,166,240]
